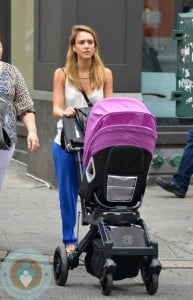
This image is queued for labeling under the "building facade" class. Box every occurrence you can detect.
[1,0,192,186]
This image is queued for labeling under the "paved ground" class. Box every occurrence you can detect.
[1,158,193,269]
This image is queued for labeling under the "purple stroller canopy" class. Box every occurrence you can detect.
[83,97,157,168]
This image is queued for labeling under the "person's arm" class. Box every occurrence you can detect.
[53,68,66,118]
[22,112,40,153]
[103,68,113,98]
[52,68,76,118]
[12,65,40,153]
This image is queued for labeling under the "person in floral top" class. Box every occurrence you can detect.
[0,37,40,190]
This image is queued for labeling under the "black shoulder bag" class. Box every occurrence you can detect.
[61,90,92,151]
[75,90,93,133]
[0,98,12,150]
[0,125,11,150]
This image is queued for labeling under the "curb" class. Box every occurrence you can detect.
[1,250,193,269]
[161,260,193,269]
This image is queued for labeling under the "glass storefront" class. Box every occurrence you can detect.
[11,0,34,92]
[142,0,193,119]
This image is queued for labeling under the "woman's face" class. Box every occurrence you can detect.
[73,31,95,60]
[0,42,3,60]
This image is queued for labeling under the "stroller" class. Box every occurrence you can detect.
[53,97,162,296]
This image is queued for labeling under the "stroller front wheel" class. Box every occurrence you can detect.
[100,273,113,296]
[145,273,159,295]
[53,246,69,286]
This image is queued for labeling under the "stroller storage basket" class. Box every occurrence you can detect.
[85,225,151,280]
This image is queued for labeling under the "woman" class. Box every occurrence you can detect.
[52,24,113,253]
[0,37,40,190]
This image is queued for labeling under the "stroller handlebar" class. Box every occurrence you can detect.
[65,142,84,153]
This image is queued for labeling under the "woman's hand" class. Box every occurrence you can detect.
[63,106,76,117]
[22,112,40,153]
[27,131,40,153]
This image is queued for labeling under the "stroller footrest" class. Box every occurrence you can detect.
[111,246,156,256]
[102,211,138,224]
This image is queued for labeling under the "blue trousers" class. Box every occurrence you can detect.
[52,142,78,246]
[173,126,193,194]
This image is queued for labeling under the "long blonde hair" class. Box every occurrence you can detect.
[65,24,105,90]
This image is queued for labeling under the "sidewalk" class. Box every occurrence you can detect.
[1,159,193,268]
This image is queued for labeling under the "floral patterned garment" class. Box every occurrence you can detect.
[0,62,34,143]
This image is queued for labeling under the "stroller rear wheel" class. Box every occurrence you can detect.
[53,246,69,286]
[100,273,113,296]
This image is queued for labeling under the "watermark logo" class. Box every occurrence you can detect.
[0,248,52,300]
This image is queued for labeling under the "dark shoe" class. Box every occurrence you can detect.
[155,177,185,198]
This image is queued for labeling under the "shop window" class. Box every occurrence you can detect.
[141,0,193,119]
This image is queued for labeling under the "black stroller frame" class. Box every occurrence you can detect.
[53,114,162,296]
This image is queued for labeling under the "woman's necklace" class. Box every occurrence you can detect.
[79,76,89,79]
[78,72,90,79]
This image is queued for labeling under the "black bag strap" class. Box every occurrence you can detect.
[81,90,93,107]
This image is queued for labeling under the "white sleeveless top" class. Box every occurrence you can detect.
[54,79,104,145]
